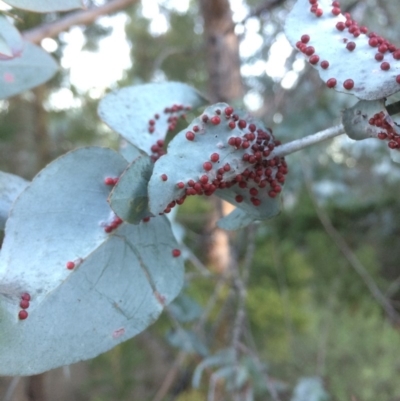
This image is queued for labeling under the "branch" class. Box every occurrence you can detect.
[22,0,138,44]
[271,98,400,158]
[303,164,400,325]
[2,377,20,401]
[273,124,345,158]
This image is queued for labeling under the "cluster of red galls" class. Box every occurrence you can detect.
[157,105,288,214]
[147,104,191,134]
[369,111,400,150]
[296,0,400,90]
[147,104,192,162]
[18,292,31,320]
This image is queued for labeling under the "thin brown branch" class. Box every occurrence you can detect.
[22,0,138,44]
[2,377,20,401]
[302,163,400,325]
[151,351,187,401]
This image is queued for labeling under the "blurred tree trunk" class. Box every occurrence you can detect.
[199,0,243,272]
[199,0,243,103]
[33,86,53,170]
[26,374,46,401]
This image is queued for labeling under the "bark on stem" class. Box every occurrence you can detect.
[273,124,345,158]
[23,0,138,44]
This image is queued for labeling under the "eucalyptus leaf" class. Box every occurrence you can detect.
[166,328,208,356]
[3,0,83,12]
[342,99,387,140]
[0,41,58,99]
[0,147,184,375]
[285,0,400,100]
[0,171,28,231]
[98,82,208,155]
[169,293,202,323]
[390,149,400,164]
[217,208,258,231]
[119,140,145,163]
[109,154,154,224]
[148,103,285,226]
[291,377,330,401]
[0,16,23,60]
[192,348,236,388]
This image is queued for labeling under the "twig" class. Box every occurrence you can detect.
[271,239,294,351]
[23,0,138,44]
[151,351,187,401]
[273,124,345,158]
[184,246,214,278]
[302,163,400,324]
[273,99,400,158]
[385,275,400,297]
[194,272,230,331]
[2,377,20,401]
[236,342,282,401]
[230,225,255,400]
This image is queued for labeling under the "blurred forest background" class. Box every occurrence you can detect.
[2,0,400,400]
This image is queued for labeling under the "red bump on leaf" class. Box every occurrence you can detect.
[66,261,75,270]
[210,153,220,163]
[393,50,400,60]
[378,44,388,54]
[320,60,329,69]
[301,34,310,43]
[161,174,168,181]
[238,120,247,129]
[19,300,30,309]
[326,78,337,88]
[224,106,234,116]
[315,8,323,17]
[200,175,209,184]
[369,37,379,47]
[249,188,259,196]
[203,161,213,171]
[104,177,117,186]
[343,79,354,90]
[21,293,31,301]
[336,22,345,31]
[185,131,195,141]
[172,249,181,257]
[304,46,315,56]
[210,116,221,125]
[18,310,28,320]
